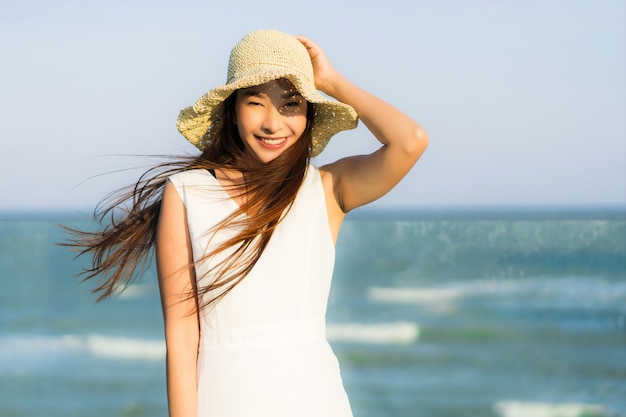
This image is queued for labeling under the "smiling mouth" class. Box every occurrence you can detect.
[256,136,287,145]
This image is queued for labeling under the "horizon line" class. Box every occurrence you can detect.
[1,204,624,221]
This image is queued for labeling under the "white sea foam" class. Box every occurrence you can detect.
[117,283,156,299]
[326,322,419,344]
[493,401,611,417]
[368,280,553,303]
[368,286,467,303]
[85,335,165,360]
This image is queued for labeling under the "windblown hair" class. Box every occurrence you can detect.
[63,92,316,310]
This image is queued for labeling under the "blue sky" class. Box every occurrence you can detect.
[1,0,624,213]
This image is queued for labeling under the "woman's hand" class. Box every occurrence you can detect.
[295,35,339,95]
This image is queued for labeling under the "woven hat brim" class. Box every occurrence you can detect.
[177,69,358,156]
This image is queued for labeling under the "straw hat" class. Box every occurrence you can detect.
[176,29,359,156]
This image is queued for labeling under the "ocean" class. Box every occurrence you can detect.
[1,211,625,417]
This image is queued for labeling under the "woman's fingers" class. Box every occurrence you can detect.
[295,35,336,92]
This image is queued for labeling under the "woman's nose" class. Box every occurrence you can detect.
[261,106,283,133]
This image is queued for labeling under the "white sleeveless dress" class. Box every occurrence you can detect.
[168,165,353,417]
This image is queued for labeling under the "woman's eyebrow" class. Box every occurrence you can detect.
[282,92,303,99]
[242,90,264,98]
[241,90,302,99]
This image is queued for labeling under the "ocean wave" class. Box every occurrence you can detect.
[493,401,612,417]
[369,286,467,303]
[326,322,419,345]
[0,334,165,363]
[0,335,84,357]
[0,322,419,365]
[368,277,626,309]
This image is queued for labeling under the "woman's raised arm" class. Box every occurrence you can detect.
[297,36,429,213]
[156,181,199,417]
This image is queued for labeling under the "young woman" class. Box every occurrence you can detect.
[68,29,428,417]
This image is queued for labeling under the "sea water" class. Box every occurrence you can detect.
[0,212,624,417]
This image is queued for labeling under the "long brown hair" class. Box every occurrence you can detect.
[63,90,316,309]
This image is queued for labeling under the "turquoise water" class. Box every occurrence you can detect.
[1,214,625,417]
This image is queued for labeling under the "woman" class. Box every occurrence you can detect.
[69,29,428,416]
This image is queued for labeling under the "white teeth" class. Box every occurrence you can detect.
[259,137,286,145]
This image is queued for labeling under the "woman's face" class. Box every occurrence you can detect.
[234,78,308,163]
